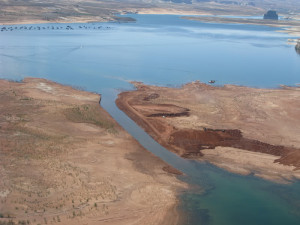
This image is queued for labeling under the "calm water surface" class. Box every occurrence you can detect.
[0,14,299,225]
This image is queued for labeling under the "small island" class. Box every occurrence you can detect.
[263,10,279,20]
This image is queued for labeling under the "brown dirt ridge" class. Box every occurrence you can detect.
[116,81,300,183]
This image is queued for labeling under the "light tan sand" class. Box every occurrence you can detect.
[201,147,300,183]
[0,78,185,225]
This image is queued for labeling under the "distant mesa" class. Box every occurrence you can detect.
[263,10,278,20]
[296,40,300,55]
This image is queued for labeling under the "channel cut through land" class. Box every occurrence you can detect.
[0,78,184,225]
[116,81,300,183]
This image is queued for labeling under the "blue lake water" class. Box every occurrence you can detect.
[0,14,300,225]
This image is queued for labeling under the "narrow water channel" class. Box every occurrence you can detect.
[100,89,300,225]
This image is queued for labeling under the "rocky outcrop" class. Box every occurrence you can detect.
[263,10,278,20]
[296,40,300,54]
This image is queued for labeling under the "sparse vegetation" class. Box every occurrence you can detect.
[0,78,181,225]
[0,220,16,225]
[64,104,117,133]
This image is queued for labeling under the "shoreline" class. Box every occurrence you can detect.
[0,16,134,26]
[182,16,300,38]
[0,0,299,38]
[0,77,185,225]
[0,1,264,26]
[116,81,300,183]
[2,13,299,44]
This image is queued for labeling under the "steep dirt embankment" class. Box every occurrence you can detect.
[116,81,300,182]
[0,78,184,225]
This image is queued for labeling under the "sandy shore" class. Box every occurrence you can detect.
[182,16,300,38]
[116,81,300,183]
[0,0,140,25]
[1,0,299,39]
[0,0,264,26]
[0,78,185,225]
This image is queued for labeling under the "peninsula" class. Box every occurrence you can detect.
[0,78,184,225]
[116,81,300,183]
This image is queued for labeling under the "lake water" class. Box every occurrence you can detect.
[0,14,300,225]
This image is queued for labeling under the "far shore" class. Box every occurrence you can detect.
[1,0,299,39]
[0,1,263,26]
[2,11,299,43]
[1,0,299,40]
[182,16,300,38]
